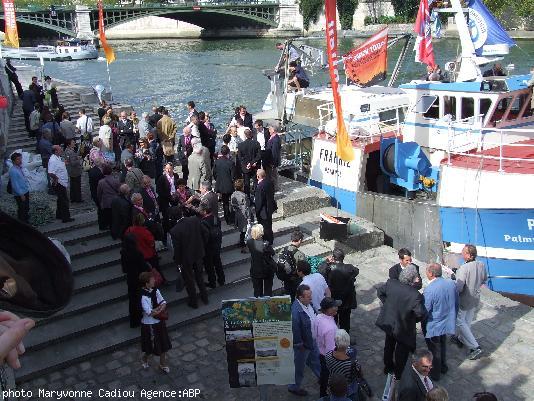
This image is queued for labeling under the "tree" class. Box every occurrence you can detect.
[390,0,418,22]
[299,0,323,31]
[337,0,358,30]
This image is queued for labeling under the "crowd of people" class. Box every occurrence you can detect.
[4,75,502,400]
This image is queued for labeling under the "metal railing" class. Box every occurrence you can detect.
[446,126,534,173]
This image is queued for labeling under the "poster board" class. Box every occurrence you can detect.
[222,296,294,387]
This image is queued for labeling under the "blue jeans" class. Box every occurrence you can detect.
[288,342,321,391]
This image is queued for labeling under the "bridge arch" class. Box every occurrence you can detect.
[0,11,76,38]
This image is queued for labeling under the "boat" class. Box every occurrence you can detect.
[1,38,98,61]
[261,0,534,298]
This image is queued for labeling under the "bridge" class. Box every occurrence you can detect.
[0,1,300,39]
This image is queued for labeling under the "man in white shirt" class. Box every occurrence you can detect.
[397,349,433,401]
[297,260,330,313]
[76,108,94,137]
[137,112,150,139]
[253,119,268,151]
[48,145,74,223]
[98,117,113,152]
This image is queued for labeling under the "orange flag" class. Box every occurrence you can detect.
[324,0,353,162]
[2,0,19,48]
[344,28,389,87]
[98,0,115,64]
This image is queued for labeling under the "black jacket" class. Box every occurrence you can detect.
[247,239,275,279]
[375,278,427,349]
[169,216,209,266]
[156,173,180,208]
[389,263,422,290]
[213,157,235,195]
[318,262,359,309]
[255,178,276,221]
[111,195,132,240]
[236,112,253,130]
[397,364,429,401]
[177,135,193,166]
[198,123,216,154]
[265,134,282,167]
[88,166,104,205]
[238,138,261,173]
[140,187,158,216]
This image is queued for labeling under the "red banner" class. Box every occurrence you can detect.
[2,0,19,48]
[344,28,388,87]
[414,0,435,67]
[98,0,115,64]
[325,0,353,162]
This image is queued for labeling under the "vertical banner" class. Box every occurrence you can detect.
[98,0,115,64]
[414,0,435,67]
[325,0,354,162]
[222,296,294,388]
[2,0,19,48]
[344,28,389,87]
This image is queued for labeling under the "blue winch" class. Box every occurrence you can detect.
[379,137,439,193]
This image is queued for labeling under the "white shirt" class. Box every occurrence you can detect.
[301,273,329,313]
[48,154,69,187]
[297,299,317,328]
[141,288,166,325]
[76,115,94,134]
[256,129,266,150]
[237,126,247,142]
[189,122,200,138]
[98,125,112,150]
[412,365,433,392]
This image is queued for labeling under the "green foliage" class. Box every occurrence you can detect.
[515,0,534,18]
[364,15,415,25]
[337,0,358,30]
[299,0,324,31]
[390,0,419,21]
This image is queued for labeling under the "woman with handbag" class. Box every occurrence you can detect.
[139,271,172,373]
[247,224,275,297]
[121,233,150,328]
[325,329,373,401]
[125,213,166,284]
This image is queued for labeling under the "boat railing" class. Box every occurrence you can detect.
[446,126,534,172]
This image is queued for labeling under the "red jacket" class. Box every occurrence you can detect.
[125,226,156,260]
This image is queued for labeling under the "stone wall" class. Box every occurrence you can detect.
[106,16,202,39]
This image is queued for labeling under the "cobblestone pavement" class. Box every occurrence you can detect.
[18,246,534,401]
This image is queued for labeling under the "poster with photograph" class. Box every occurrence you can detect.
[222,296,294,388]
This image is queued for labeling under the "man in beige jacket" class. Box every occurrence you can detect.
[157,108,177,163]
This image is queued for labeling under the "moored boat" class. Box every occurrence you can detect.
[1,38,98,61]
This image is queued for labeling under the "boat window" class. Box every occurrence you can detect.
[507,95,525,120]
[461,97,474,120]
[443,96,457,120]
[480,98,492,118]
[74,49,77,52]
[65,49,69,53]
[522,91,533,118]
[491,96,513,123]
[415,95,438,114]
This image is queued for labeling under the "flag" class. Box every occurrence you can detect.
[98,0,115,64]
[2,0,19,48]
[344,28,389,87]
[414,0,435,67]
[325,0,353,162]
[467,0,515,56]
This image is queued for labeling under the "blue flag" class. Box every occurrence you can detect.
[467,0,515,56]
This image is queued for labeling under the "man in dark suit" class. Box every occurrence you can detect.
[265,125,282,192]
[254,169,276,245]
[88,158,105,230]
[376,265,427,380]
[213,145,235,224]
[117,111,135,151]
[389,248,422,290]
[169,207,209,309]
[237,129,261,197]
[236,105,253,130]
[397,349,434,401]
[22,86,36,133]
[140,175,159,219]
[111,184,132,240]
[186,181,218,217]
[198,111,216,160]
[199,204,224,288]
[317,247,359,333]
[177,126,194,182]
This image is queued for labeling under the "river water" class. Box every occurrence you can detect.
[23,38,534,129]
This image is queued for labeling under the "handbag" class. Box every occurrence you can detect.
[149,289,168,321]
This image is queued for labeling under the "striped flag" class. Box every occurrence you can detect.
[414,0,435,67]
[98,0,115,64]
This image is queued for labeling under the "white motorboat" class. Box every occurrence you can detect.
[2,39,98,61]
